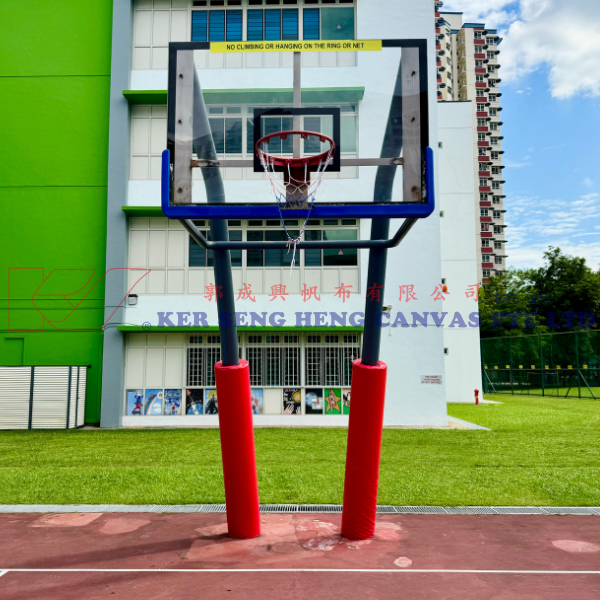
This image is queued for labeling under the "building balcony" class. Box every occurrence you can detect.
[475,67,487,74]
[474,53,486,60]
[477,126,489,133]
[482,262,494,269]
[479,170,491,177]
[478,156,491,163]
[479,186,491,192]
[480,201,492,207]
[476,111,488,117]
[480,217,493,224]
[481,231,493,239]
[478,141,490,147]
[475,82,487,88]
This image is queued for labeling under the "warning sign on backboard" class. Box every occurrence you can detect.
[420,375,443,385]
[210,40,382,53]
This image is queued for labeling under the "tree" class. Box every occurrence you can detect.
[479,247,600,337]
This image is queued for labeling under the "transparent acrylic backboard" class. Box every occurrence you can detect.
[163,39,433,220]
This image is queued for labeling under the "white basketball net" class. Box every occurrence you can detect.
[259,141,334,273]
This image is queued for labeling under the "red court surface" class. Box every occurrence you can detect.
[0,512,599,599]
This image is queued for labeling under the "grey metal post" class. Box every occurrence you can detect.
[293,52,301,157]
[185,54,239,366]
[362,48,420,366]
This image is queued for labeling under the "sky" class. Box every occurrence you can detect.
[443,0,600,271]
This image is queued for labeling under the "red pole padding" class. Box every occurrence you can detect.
[214,359,261,539]
[341,359,388,540]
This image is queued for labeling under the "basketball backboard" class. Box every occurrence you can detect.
[161,39,433,219]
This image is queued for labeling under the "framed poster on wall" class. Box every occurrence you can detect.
[164,389,182,415]
[324,388,342,415]
[283,388,301,415]
[186,389,204,415]
[305,388,324,414]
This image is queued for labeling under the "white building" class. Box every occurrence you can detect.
[100,0,482,429]
[435,1,507,283]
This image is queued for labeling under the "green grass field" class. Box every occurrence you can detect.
[0,394,599,506]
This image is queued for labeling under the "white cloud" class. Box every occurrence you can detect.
[582,177,595,188]
[505,192,600,268]
[444,0,600,98]
[509,241,600,269]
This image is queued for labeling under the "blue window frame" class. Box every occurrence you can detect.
[226,10,243,41]
[265,10,281,41]
[247,10,264,41]
[303,8,320,40]
[191,11,208,42]
[209,10,225,42]
[193,10,241,42]
[248,9,298,42]
[282,10,299,41]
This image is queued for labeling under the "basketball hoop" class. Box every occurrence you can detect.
[256,130,335,271]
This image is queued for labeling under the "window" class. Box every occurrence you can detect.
[491,137,498,145]
[478,133,486,141]
[482,239,490,247]
[302,6,354,41]
[492,167,500,175]
[489,108,497,116]
[483,269,491,277]
[487,52,495,60]
[447,87,452,95]
[490,123,498,131]
[303,7,319,39]
[479,148,487,156]
[479,178,488,187]
[481,223,489,231]
[447,57,452,66]
[477,103,485,111]
[494,241,502,249]
[246,9,299,41]
[483,254,491,262]
[487,37,495,45]
[208,110,243,154]
[492,196,501,204]
[488,66,495,73]
[492,181,500,190]
[188,221,359,270]
[192,10,243,42]
[494,225,502,233]
[479,193,488,201]
[489,94,496,102]
[495,256,503,265]
[493,210,501,219]
[475,60,483,68]
[474,31,482,39]
[477,118,487,127]
[480,208,488,216]
[476,90,484,97]
[476,75,484,83]
[491,151,499,160]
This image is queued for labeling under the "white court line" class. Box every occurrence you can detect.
[0,568,599,575]
[0,571,7,578]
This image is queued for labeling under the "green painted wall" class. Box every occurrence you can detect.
[0,1,114,423]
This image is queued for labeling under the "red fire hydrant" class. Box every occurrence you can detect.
[474,389,479,405]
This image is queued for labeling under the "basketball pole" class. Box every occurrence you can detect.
[342,48,420,540]
[189,60,260,539]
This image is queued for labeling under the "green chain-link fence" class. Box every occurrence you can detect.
[481,331,600,399]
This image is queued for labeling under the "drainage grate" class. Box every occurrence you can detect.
[493,507,548,514]
[542,507,596,515]
[260,504,299,513]
[444,507,498,514]
[376,506,398,513]
[395,506,448,514]
[298,505,343,513]
[198,504,226,513]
